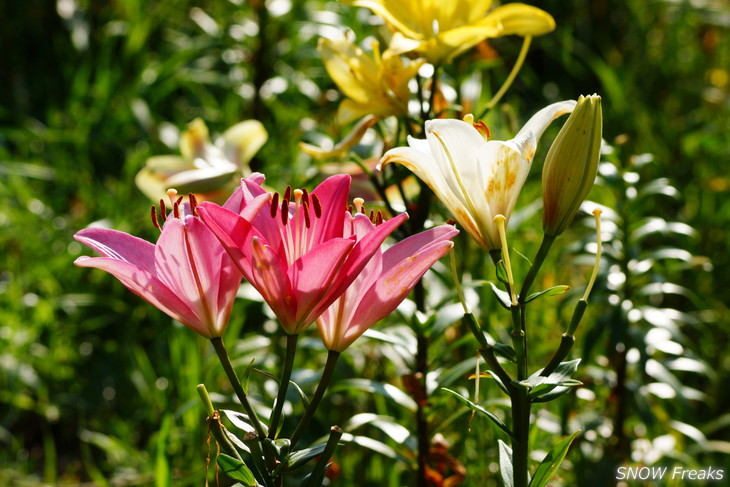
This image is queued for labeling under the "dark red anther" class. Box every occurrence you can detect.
[270,192,279,218]
[283,185,292,202]
[188,193,199,216]
[301,188,310,206]
[159,199,167,222]
[302,201,311,228]
[360,205,366,215]
[446,218,457,225]
[375,211,384,225]
[311,194,322,218]
[175,195,184,206]
[151,205,161,229]
[280,199,289,225]
[173,202,181,219]
[369,210,375,222]
[347,205,353,215]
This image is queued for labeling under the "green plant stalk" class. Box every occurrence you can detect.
[197,384,243,462]
[518,234,556,305]
[541,299,587,376]
[209,337,269,443]
[303,426,343,487]
[269,333,299,439]
[511,389,531,487]
[481,345,513,390]
[289,350,341,448]
[244,433,275,487]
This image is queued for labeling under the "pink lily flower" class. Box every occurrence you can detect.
[73,190,270,338]
[197,174,409,335]
[317,207,458,352]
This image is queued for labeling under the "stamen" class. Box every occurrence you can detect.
[369,210,375,222]
[375,211,384,225]
[175,195,184,206]
[159,199,168,222]
[283,185,292,202]
[167,189,178,206]
[353,197,365,214]
[582,209,603,301]
[446,219,456,225]
[301,188,310,206]
[494,214,517,306]
[173,202,181,219]
[473,120,491,140]
[347,205,353,215]
[312,194,322,218]
[151,205,161,229]
[302,201,311,228]
[189,193,199,216]
[281,199,289,225]
[270,192,279,218]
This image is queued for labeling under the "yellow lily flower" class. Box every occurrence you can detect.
[319,37,424,124]
[344,0,555,64]
[135,118,267,202]
[379,101,575,250]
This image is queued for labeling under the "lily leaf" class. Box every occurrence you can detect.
[499,440,514,487]
[496,260,509,285]
[217,454,258,486]
[493,343,517,363]
[514,359,582,400]
[441,388,514,438]
[488,282,512,309]
[525,285,570,304]
[529,431,580,487]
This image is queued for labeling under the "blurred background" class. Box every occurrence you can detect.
[1,0,729,485]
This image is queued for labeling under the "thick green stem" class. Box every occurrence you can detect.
[290,351,341,448]
[511,389,531,487]
[269,333,299,439]
[197,384,243,462]
[210,337,268,442]
[303,426,343,487]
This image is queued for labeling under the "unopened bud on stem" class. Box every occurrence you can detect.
[542,94,603,236]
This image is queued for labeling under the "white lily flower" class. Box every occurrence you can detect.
[379,100,576,250]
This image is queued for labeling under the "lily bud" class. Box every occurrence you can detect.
[542,94,603,237]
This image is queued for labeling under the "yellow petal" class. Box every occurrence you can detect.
[319,38,378,104]
[221,120,268,170]
[179,118,211,162]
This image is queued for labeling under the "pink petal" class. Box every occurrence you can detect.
[381,224,459,270]
[223,173,268,213]
[345,238,456,347]
[74,228,156,270]
[197,203,260,279]
[310,174,351,242]
[154,218,211,327]
[249,237,297,330]
[74,255,206,335]
[321,212,409,309]
[287,237,357,332]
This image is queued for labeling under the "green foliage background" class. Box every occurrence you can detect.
[1,0,728,485]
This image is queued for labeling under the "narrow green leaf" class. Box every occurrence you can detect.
[217,454,257,486]
[529,431,580,487]
[514,359,582,400]
[525,285,570,304]
[441,388,514,438]
[241,358,256,394]
[488,282,512,309]
[493,343,517,363]
[498,440,514,487]
[285,443,328,471]
[496,260,509,285]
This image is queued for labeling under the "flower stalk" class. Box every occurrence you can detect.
[268,333,299,439]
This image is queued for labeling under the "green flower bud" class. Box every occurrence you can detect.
[542,94,603,236]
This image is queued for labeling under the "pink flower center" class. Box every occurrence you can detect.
[269,186,324,266]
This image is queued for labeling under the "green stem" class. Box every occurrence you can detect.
[269,333,299,439]
[541,299,587,376]
[518,234,556,304]
[210,337,268,442]
[480,346,513,392]
[481,36,532,117]
[290,351,341,448]
[511,389,531,487]
[197,384,243,462]
[303,426,343,487]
